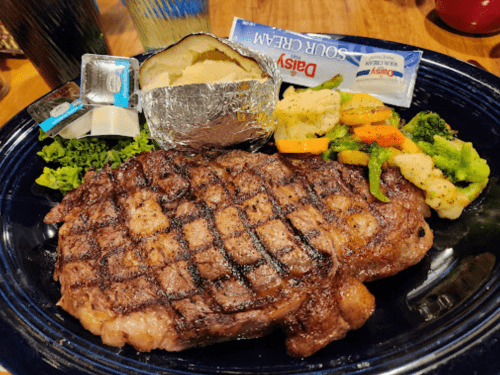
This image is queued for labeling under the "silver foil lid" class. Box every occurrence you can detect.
[140,33,282,151]
[81,54,140,108]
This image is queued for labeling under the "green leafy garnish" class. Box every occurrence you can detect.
[36,123,155,194]
[35,166,83,193]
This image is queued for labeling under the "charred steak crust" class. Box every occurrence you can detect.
[44,149,432,357]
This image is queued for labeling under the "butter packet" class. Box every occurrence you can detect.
[90,106,140,138]
[229,18,422,107]
[80,54,140,108]
[29,81,140,139]
[28,82,92,138]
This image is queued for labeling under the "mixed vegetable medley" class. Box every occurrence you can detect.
[273,80,490,219]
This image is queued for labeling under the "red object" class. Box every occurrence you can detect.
[435,0,500,34]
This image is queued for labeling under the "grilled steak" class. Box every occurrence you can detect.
[44,149,432,357]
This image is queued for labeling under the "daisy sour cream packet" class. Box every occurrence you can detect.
[229,18,422,108]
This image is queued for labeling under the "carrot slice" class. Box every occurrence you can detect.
[352,125,406,147]
[341,106,393,125]
[275,138,330,154]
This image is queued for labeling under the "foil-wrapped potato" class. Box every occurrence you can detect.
[139,33,282,151]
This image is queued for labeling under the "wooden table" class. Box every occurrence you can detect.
[0,1,499,373]
[1,0,500,129]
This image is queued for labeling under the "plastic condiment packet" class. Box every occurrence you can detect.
[28,81,140,139]
[80,54,140,108]
[229,18,422,108]
[28,82,92,138]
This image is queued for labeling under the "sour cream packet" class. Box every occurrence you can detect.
[229,18,422,107]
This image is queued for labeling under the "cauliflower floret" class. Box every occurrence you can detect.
[273,88,341,140]
[393,153,470,219]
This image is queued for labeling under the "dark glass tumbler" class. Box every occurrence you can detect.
[0,0,109,88]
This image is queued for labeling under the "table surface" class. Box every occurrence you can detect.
[1,0,500,129]
[0,0,499,374]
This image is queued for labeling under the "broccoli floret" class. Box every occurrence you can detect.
[458,179,489,203]
[401,112,490,203]
[321,135,364,160]
[401,111,455,144]
[329,136,364,152]
[322,135,364,161]
[366,142,392,202]
[324,124,349,141]
[388,109,401,127]
[418,135,490,184]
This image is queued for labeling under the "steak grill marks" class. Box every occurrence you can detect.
[45,149,432,356]
[52,150,335,316]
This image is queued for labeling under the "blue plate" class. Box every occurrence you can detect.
[1,36,500,375]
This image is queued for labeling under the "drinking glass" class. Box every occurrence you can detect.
[0,0,109,89]
[124,0,211,50]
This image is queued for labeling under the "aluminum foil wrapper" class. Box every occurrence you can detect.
[140,33,282,151]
